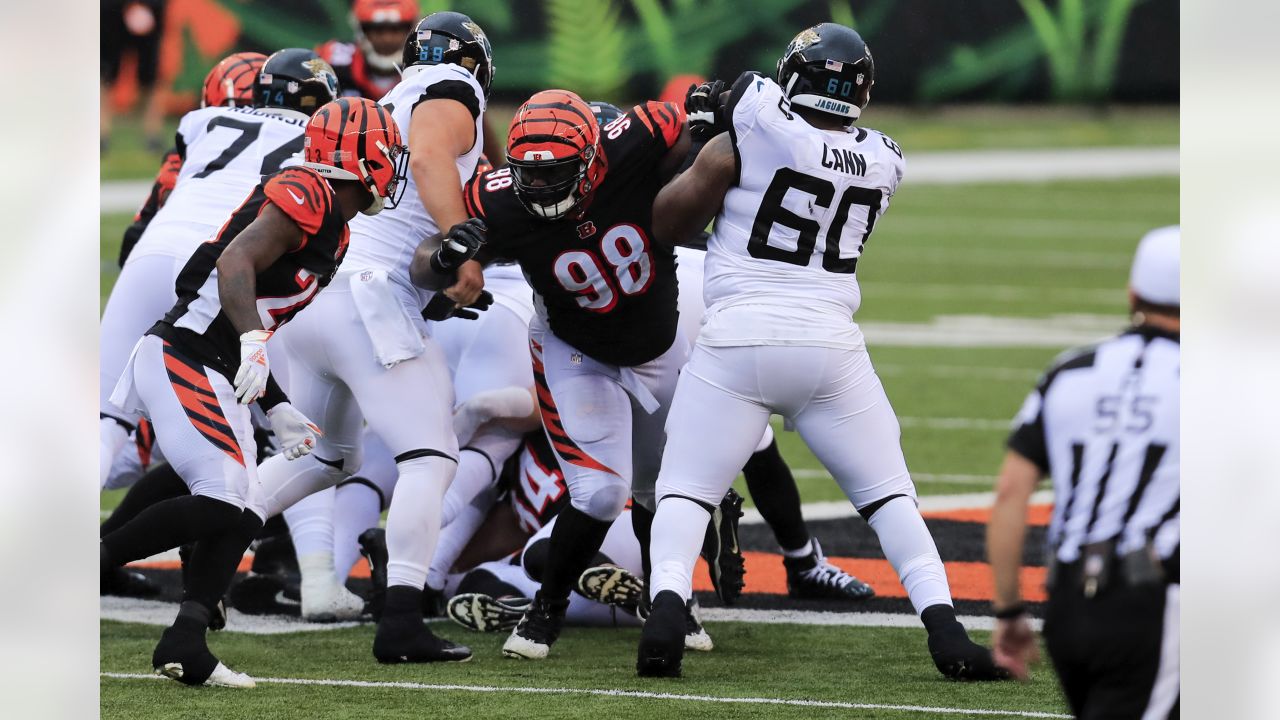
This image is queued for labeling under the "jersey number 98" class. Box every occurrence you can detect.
[552,224,653,313]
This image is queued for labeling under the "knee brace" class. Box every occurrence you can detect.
[571,477,630,522]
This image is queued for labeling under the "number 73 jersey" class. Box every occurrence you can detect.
[464,100,685,367]
[701,73,905,350]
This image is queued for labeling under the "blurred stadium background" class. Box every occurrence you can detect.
[100,1,1177,717]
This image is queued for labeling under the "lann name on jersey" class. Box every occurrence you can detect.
[464,101,685,367]
[150,167,350,380]
[702,72,904,350]
[339,63,487,312]
[131,105,308,261]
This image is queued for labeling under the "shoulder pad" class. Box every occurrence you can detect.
[264,167,333,236]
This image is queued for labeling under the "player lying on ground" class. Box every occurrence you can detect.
[99,96,407,688]
[635,23,1010,681]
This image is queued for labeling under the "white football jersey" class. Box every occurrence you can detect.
[341,63,487,312]
[700,74,904,349]
[127,106,308,263]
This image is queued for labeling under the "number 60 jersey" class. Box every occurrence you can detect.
[464,101,685,367]
[700,73,905,351]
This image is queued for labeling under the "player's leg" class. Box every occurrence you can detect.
[349,338,470,663]
[333,428,397,581]
[789,346,1007,681]
[99,253,178,487]
[503,328,636,660]
[639,345,772,677]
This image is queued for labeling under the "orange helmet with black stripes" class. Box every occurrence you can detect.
[505,89,606,220]
[201,51,266,108]
[300,97,408,216]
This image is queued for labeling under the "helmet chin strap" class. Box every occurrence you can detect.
[358,36,400,72]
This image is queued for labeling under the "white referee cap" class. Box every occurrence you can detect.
[1129,225,1180,306]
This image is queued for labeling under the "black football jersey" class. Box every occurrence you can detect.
[496,431,571,534]
[465,101,685,367]
[150,166,350,379]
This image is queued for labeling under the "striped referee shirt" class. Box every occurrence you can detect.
[1008,325,1179,573]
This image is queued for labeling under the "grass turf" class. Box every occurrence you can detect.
[101,620,1068,719]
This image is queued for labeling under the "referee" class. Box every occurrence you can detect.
[986,226,1179,718]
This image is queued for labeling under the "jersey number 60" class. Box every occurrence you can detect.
[552,224,653,313]
[748,168,883,274]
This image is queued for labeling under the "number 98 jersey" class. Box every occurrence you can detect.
[701,73,905,350]
[130,106,308,263]
[464,101,685,367]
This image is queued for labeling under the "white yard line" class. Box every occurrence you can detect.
[770,415,1009,432]
[99,672,1069,717]
[698,607,1042,632]
[864,282,1121,305]
[858,313,1124,347]
[740,490,1055,524]
[100,146,1176,214]
[873,364,1040,382]
[793,469,995,486]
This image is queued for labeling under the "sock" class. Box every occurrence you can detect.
[174,599,211,632]
[284,486,336,566]
[782,539,814,558]
[181,509,264,612]
[383,584,423,619]
[333,480,384,579]
[100,463,189,537]
[256,452,346,520]
[920,603,964,636]
[742,439,811,552]
[385,456,454,590]
[427,478,495,590]
[866,495,953,615]
[539,505,614,603]
[442,448,498,527]
[101,495,241,568]
[630,502,654,585]
[648,496,711,603]
[100,417,130,489]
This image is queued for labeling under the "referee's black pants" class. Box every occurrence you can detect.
[1043,581,1180,719]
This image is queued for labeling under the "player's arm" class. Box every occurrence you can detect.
[651,132,736,247]
[986,449,1043,680]
[408,97,485,305]
[657,123,692,181]
[216,204,304,335]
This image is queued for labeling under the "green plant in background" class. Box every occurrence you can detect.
[545,0,630,101]
[629,0,809,82]
[921,0,1145,103]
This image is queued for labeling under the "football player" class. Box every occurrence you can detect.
[248,11,493,663]
[318,0,416,101]
[100,97,407,688]
[100,49,336,489]
[459,89,695,660]
[635,24,1009,681]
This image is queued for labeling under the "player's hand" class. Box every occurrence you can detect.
[452,289,494,320]
[233,329,272,404]
[267,402,322,460]
[430,218,487,274]
[685,79,728,142]
[445,259,485,307]
[991,615,1038,681]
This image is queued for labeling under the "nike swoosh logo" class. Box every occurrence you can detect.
[285,188,306,205]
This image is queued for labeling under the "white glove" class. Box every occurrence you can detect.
[267,402,322,460]
[233,329,272,404]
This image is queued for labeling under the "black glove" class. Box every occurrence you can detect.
[685,79,728,142]
[429,218,487,275]
[421,289,494,322]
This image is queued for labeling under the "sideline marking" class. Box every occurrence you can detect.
[99,672,1071,718]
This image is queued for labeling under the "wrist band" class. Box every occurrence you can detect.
[994,603,1027,620]
[429,249,452,275]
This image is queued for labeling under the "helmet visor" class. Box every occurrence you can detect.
[508,157,583,208]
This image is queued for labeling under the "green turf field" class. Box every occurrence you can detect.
[102,620,1070,719]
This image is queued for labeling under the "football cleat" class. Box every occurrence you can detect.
[701,489,746,604]
[447,593,532,633]
[783,539,875,601]
[502,592,569,660]
[152,623,250,687]
[636,590,686,677]
[157,661,256,689]
[372,612,472,664]
[922,604,1012,681]
[357,528,389,621]
[578,565,644,608]
[228,573,296,616]
[299,552,365,622]
[100,566,161,598]
[683,598,713,652]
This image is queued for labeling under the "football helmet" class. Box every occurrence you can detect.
[255,48,341,116]
[352,0,418,73]
[402,11,494,99]
[506,90,605,220]
[587,100,624,129]
[201,52,266,109]
[301,97,408,216]
[776,23,874,124]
